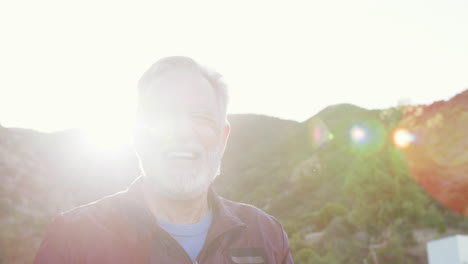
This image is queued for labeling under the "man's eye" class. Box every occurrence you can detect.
[193,114,211,122]
[192,114,217,127]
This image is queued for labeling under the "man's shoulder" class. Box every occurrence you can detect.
[34,190,144,263]
[57,189,130,227]
[217,196,284,230]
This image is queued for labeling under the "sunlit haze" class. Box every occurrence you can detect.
[1,0,467,149]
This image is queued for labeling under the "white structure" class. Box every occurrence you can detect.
[427,235,468,264]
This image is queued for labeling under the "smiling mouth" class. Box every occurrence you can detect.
[165,151,200,160]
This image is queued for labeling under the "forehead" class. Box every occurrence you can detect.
[139,70,219,114]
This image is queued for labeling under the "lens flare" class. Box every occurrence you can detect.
[346,120,386,156]
[350,125,367,143]
[392,128,415,148]
[308,118,333,148]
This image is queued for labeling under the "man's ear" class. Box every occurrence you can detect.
[220,120,231,155]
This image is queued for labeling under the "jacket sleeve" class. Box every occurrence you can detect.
[281,228,294,264]
[34,215,72,264]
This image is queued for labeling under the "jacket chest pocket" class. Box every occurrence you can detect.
[225,248,269,264]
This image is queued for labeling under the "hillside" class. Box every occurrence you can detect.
[0,90,467,263]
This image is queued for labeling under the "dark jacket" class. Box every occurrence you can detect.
[34,177,294,264]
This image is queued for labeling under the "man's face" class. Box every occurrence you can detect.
[134,70,230,200]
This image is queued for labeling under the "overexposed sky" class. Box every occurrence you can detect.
[1,0,467,135]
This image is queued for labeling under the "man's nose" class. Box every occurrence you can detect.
[161,115,194,141]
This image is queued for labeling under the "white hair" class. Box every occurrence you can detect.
[137,56,229,119]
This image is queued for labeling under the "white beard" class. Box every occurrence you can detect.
[139,151,221,200]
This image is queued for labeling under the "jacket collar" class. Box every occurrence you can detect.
[205,186,247,242]
[123,176,247,242]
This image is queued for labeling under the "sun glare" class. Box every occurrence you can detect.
[83,119,134,152]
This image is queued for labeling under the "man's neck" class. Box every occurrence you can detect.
[142,185,210,225]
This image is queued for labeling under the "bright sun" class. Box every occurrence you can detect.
[82,113,135,152]
[84,126,133,151]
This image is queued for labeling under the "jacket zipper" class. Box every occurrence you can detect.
[157,228,195,264]
[136,197,197,264]
[195,224,247,264]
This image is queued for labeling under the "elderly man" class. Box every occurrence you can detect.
[34,57,293,264]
